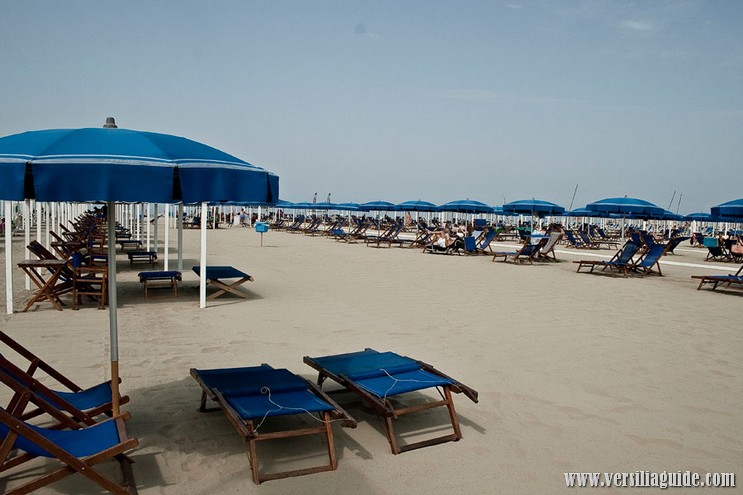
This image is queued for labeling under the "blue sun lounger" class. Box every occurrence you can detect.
[303,349,478,454]
[190,364,356,484]
[0,407,138,495]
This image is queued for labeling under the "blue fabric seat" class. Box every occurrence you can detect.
[190,364,355,484]
[304,348,478,454]
[0,406,138,494]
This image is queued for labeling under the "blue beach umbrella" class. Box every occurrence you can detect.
[586,197,664,241]
[684,212,714,221]
[586,197,664,217]
[0,123,279,416]
[502,199,565,216]
[711,198,743,220]
[335,202,360,211]
[396,200,439,212]
[0,127,277,203]
[438,199,493,213]
[359,200,399,212]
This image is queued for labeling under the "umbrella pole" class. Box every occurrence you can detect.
[107,201,120,416]
[199,202,207,309]
[4,201,12,314]
[178,203,184,271]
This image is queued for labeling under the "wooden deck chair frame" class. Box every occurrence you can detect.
[303,351,478,455]
[190,366,356,484]
[691,264,743,290]
[0,401,138,495]
[0,331,128,423]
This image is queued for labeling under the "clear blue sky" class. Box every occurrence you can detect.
[1,1,741,214]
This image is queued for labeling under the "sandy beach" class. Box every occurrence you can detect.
[1,225,741,494]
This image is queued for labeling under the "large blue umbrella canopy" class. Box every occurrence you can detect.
[586,197,664,217]
[0,128,278,204]
[359,200,399,211]
[711,198,743,220]
[396,200,439,212]
[438,199,493,213]
[502,199,565,216]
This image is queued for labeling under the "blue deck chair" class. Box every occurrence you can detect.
[691,264,743,291]
[0,407,137,494]
[190,364,356,484]
[492,238,544,264]
[0,331,129,426]
[464,228,498,255]
[303,349,478,454]
[634,242,671,276]
[574,240,642,277]
[703,237,731,262]
[664,236,691,254]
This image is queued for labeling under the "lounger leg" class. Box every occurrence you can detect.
[444,387,462,441]
[384,416,400,455]
[324,412,337,470]
[247,436,260,485]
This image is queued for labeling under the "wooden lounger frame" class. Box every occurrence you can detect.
[190,366,356,484]
[303,353,478,455]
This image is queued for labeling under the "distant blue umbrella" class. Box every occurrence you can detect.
[684,212,711,221]
[503,199,565,216]
[359,200,399,211]
[586,197,665,241]
[567,207,607,218]
[313,202,338,210]
[438,199,493,213]
[711,198,743,220]
[335,202,360,211]
[586,197,664,217]
[396,200,439,212]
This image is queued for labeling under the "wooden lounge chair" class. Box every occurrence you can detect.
[492,237,545,264]
[190,365,356,484]
[0,331,129,425]
[573,240,643,277]
[633,242,672,277]
[303,349,478,454]
[0,406,138,494]
[535,231,563,261]
[691,264,743,291]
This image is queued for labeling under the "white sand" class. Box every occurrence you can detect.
[1,227,741,494]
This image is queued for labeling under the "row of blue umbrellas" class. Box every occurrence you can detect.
[274,197,743,221]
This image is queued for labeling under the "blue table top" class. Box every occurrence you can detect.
[192,265,250,279]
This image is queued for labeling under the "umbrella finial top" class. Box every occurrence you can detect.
[103,117,118,128]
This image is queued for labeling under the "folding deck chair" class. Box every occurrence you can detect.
[0,406,138,495]
[535,231,562,261]
[691,264,743,291]
[573,240,643,277]
[492,237,545,264]
[303,349,478,454]
[190,365,356,484]
[0,331,129,425]
[633,242,671,277]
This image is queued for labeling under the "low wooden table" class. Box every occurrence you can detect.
[192,266,254,300]
[138,271,182,300]
[17,259,70,312]
[118,239,143,251]
[128,251,157,266]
